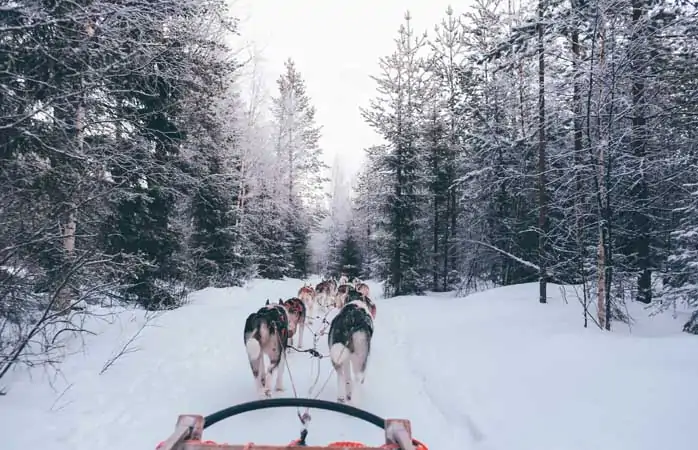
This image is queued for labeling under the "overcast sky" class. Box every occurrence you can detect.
[232,0,463,179]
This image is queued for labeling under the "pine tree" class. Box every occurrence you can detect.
[246,182,291,279]
[664,197,698,334]
[425,6,469,291]
[185,63,248,288]
[353,146,391,279]
[270,58,328,277]
[361,12,430,296]
[334,232,363,280]
[320,157,353,275]
[99,0,237,308]
[189,156,244,288]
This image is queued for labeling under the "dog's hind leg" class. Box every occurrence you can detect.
[257,355,271,399]
[273,352,286,392]
[306,299,315,326]
[350,352,366,386]
[298,320,305,349]
[334,361,347,403]
[246,336,267,399]
[343,360,354,403]
[308,298,315,324]
[331,342,351,403]
[352,332,371,385]
[249,357,264,397]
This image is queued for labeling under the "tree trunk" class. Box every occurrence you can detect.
[55,21,94,313]
[597,223,606,328]
[631,0,651,304]
[571,1,588,326]
[537,0,548,304]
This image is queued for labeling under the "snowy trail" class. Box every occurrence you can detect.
[3,279,698,450]
[1,279,455,449]
[196,279,457,448]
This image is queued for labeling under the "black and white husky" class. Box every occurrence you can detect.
[328,291,377,403]
[244,299,301,398]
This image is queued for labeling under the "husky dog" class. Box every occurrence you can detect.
[355,282,370,298]
[327,278,338,296]
[315,280,333,309]
[243,300,289,398]
[297,285,315,319]
[328,293,377,403]
[282,296,307,348]
[346,289,376,317]
[335,283,355,309]
[338,274,349,285]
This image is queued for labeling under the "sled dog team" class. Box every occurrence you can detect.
[243,275,375,404]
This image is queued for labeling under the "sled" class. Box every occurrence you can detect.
[157,398,427,450]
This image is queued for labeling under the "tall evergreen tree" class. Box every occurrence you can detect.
[424,6,469,291]
[246,182,291,279]
[100,3,236,309]
[270,58,328,277]
[0,0,245,374]
[334,232,363,280]
[361,12,430,296]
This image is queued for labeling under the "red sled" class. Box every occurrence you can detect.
[156,398,427,450]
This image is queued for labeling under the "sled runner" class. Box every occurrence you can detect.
[156,398,427,450]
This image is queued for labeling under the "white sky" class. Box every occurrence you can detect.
[231,0,464,179]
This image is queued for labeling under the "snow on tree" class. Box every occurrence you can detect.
[353,145,392,279]
[270,58,328,278]
[361,11,431,297]
[0,0,246,376]
[663,191,698,334]
[422,6,469,291]
[315,155,354,276]
[353,1,698,331]
[333,232,364,281]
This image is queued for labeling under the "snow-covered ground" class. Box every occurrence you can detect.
[2,278,697,450]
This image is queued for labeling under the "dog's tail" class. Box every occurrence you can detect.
[330,342,350,367]
[246,320,270,360]
[246,337,261,360]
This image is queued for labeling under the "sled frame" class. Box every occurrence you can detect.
[159,414,415,450]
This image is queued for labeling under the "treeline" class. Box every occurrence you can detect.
[352,1,698,332]
[0,1,326,377]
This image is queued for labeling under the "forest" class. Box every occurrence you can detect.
[1,0,697,381]
[350,0,698,334]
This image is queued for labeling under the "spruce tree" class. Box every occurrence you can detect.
[270,58,327,277]
[361,12,429,296]
[335,233,363,280]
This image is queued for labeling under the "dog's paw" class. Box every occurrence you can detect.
[336,397,346,404]
[274,385,285,392]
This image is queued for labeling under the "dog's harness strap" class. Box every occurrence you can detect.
[287,345,326,359]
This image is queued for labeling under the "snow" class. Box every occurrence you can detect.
[2,278,698,450]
